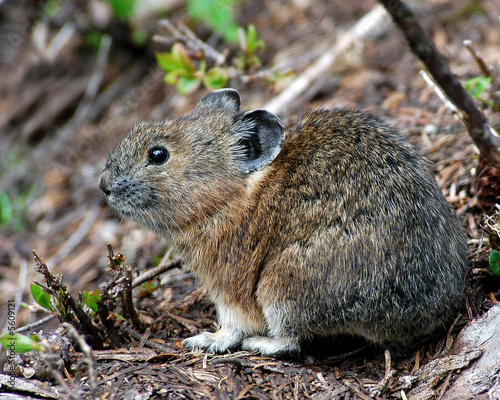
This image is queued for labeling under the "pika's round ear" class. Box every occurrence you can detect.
[194,89,241,112]
[233,109,285,174]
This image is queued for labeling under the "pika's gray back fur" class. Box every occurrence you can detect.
[100,89,467,356]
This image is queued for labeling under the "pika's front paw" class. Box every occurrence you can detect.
[182,332,216,350]
[182,329,244,354]
[241,336,300,357]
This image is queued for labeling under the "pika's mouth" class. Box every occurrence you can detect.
[104,197,134,216]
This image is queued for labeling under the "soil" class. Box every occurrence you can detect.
[0,0,499,399]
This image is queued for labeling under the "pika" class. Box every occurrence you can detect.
[99,89,467,356]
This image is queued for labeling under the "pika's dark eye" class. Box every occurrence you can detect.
[148,146,169,165]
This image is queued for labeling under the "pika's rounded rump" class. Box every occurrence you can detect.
[100,89,467,356]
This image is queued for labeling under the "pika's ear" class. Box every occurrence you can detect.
[194,89,241,112]
[233,109,285,174]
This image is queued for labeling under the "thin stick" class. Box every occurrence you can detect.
[463,40,492,78]
[119,324,173,352]
[419,70,458,114]
[379,0,500,167]
[436,372,453,400]
[14,314,57,333]
[156,20,226,65]
[264,5,390,115]
[370,349,396,396]
[63,323,100,399]
[132,257,182,288]
[2,259,29,335]
[45,23,77,62]
[124,266,143,329]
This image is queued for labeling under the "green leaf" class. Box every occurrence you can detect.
[0,333,46,353]
[489,250,500,277]
[83,289,101,315]
[131,29,148,47]
[220,23,239,44]
[236,25,265,69]
[42,0,61,19]
[156,44,196,76]
[112,313,126,321]
[83,31,104,50]
[187,0,241,43]
[177,76,201,94]
[246,24,265,53]
[30,283,53,311]
[465,76,491,99]
[156,43,207,94]
[248,24,258,43]
[0,191,13,225]
[104,0,137,21]
[164,71,179,85]
[238,25,265,54]
[134,280,160,298]
[156,52,181,72]
[172,43,195,72]
[144,280,160,293]
[204,67,228,89]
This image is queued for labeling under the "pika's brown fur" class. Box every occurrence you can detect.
[100,89,468,356]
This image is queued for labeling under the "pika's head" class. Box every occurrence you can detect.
[99,89,284,234]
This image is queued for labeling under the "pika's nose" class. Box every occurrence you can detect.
[99,176,110,196]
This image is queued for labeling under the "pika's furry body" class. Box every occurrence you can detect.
[100,89,467,356]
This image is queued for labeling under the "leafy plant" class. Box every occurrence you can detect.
[0,333,46,354]
[134,279,161,298]
[83,31,105,50]
[0,191,12,226]
[156,43,228,94]
[465,76,491,99]
[104,0,138,21]
[31,282,103,319]
[236,24,265,69]
[31,283,53,312]
[0,185,37,233]
[489,250,500,277]
[100,0,149,46]
[42,0,62,19]
[82,289,102,317]
[156,23,268,93]
[187,0,242,43]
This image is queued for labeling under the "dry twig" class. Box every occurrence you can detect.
[264,4,390,115]
[132,257,182,288]
[119,324,173,353]
[63,323,100,399]
[1,259,29,335]
[103,244,143,329]
[155,19,226,65]
[379,0,500,167]
[124,265,143,329]
[14,314,58,333]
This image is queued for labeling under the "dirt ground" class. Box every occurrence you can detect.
[0,0,500,399]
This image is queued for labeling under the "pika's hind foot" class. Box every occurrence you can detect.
[241,336,300,356]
